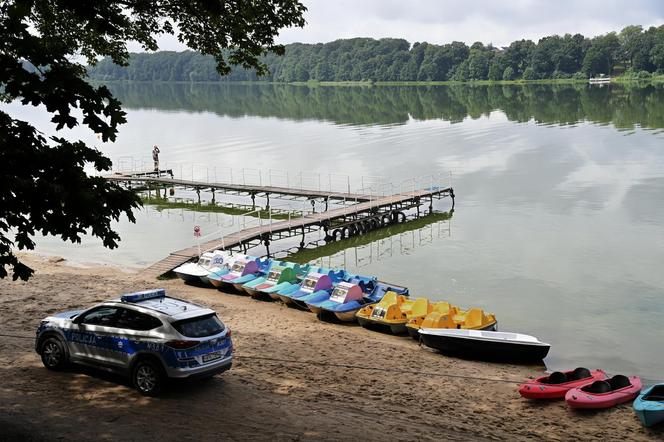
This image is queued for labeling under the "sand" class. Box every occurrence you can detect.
[0,254,660,441]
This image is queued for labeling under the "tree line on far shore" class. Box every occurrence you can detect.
[88,25,664,83]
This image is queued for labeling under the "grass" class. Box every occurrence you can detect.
[141,196,301,220]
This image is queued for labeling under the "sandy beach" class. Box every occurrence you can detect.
[0,254,660,441]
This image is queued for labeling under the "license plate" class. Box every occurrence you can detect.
[202,351,222,363]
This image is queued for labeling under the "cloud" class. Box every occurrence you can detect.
[276,0,664,47]
[137,0,664,52]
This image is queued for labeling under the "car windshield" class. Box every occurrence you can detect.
[172,314,225,338]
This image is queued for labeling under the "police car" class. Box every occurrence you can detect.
[35,289,233,395]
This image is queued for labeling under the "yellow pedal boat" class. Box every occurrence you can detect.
[406,307,497,338]
[356,291,432,335]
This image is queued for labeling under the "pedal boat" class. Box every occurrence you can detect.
[256,263,310,299]
[243,264,300,298]
[319,281,409,322]
[634,383,664,427]
[418,328,551,362]
[518,368,607,400]
[173,250,228,286]
[565,375,642,409]
[236,259,293,295]
[208,254,251,288]
[303,274,376,314]
[230,257,273,292]
[356,292,430,334]
[276,272,333,306]
[213,258,259,291]
[406,306,496,338]
[267,266,329,300]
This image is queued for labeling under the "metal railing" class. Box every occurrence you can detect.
[112,157,454,202]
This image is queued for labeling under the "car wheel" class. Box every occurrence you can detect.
[132,359,164,396]
[40,337,68,370]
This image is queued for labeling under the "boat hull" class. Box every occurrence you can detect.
[565,377,642,409]
[419,332,550,362]
[333,310,360,322]
[633,384,664,427]
[357,316,408,335]
[406,322,497,339]
[174,271,205,285]
[199,276,214,287]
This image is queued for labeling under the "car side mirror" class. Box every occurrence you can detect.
[72,315,84,325]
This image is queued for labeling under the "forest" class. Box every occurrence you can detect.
[88,25,664,83]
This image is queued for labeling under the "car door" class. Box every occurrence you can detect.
[113,308,163,366]
[69,306,120,364]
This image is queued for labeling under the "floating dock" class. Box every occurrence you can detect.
[104,171,454,278]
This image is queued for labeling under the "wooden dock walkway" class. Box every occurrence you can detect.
[143,186,454,278]
[105,173,372,202]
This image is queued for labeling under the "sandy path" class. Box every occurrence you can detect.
[0,256,661,441]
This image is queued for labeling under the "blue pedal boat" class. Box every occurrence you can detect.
[212,257,260,291]
[634,384,664,427]
[228,257,273,292]
[319,281,409,322]
[248,263,311,299]
[236,259,290,295]
[291,269,349,310]
[303,273,377,314]
[207,254,253,289]
[272,266,331,301]
[277,271,333,306]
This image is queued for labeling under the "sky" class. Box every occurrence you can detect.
[147,0,664,52]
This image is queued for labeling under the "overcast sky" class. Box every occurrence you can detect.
[148,0,664,51]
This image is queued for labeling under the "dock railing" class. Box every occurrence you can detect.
[111,157,453,202]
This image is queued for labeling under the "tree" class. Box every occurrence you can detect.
[503,39,535,77]
[618,25,643,67]
[582,33,620,76]
[0,0,306,280]
[502,66,516,80]
[650,43,664,71]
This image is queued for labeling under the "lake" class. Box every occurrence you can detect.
[12,82,664,379]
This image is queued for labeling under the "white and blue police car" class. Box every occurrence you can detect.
[35,289,233,395]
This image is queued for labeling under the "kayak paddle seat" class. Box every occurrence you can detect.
[582,380,611,394]
[569,367,591,381]
[518,367,607,400]
[544,371,568,385]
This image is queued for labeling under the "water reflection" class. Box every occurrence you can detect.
[106,81,664,131]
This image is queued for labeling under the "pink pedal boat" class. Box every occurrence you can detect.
[565,374,642,409]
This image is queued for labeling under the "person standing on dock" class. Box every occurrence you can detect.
[152,145,160,175]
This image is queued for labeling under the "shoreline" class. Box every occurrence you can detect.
[1,255,661,440]
[88,76,664,87]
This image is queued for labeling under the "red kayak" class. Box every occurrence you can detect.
[519,367,607,400]
[565,374,642,409]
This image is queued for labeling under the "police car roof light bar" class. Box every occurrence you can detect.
[121,288,166,303]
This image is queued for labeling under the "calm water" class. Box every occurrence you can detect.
[10,82,664,379]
